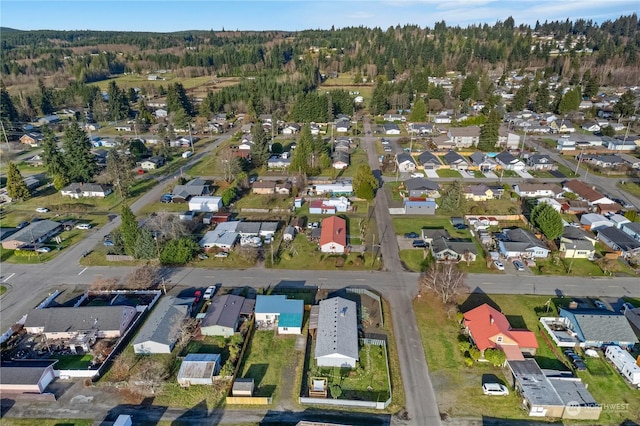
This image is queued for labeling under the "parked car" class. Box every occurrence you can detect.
[384,146,392,152]
[512,260,525,271]
[494,260,505,271]
[594,300,607,310]
[264,235,272,244]
[620,302,635,313]
[35,246,51,253]
[16,221,29,229]
[404,232,420,239]
[198,253,209,260]
[103,240,114,246]
[573,360,587,371]
[410,172,425,178]
[76,223,92,230]
[35,207,49,213]
[194,290,202,303]
[215,251,229,258]
[482,383,509,396]
[453,223,468,230]
[203,285,217,300]
[412,240,427,248]
[137,169,145,175]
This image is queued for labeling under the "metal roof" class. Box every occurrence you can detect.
[25,306,133,333]
[201,295,247,329]
[314,297,359,360]
[132,296,192,348]
[0,360,57,385]
[177,353,221,380]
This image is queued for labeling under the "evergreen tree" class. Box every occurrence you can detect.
[534,83,550,112]
[166,82,193,116]
[613,90,637,118]
[583,74,599,99]
[106,142,135,199]
[119,204,139,256]
[438,180,466,215]
[409,98,427,122]
[62,122,97,182]
[530,202,563,240]
[353,164,378,200]
[459,74,479,101]
[41,125,68,179]
[290,124,313,175]
[557,87,581,114]
[250,123,270,168]
[478,109,500,151]
[6,162,31,201]
[38,80,55,115]
[107,81,130,121]
[511,83,529,111]
[0,81,19,130]
[134,228,157,259]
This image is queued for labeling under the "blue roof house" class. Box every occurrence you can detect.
[255,295,304,335]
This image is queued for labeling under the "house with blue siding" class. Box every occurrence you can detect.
[559,308,637,349]
[254,295,304,334]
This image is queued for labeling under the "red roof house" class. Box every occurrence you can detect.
[463,304,538,360]
[319,216,347,254]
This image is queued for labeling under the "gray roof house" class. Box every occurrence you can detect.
[395,153,416,173]
[200,295,255,337]
[172,178,210,202]
[559,308,637,348]
[417,151,443,170]
[498,228,550,259]
[0,360,58,394]
[132,296,194,354]
[495,151,525,171]
[60,183,113,199]
[597,227,640,258]
[469,151,497,171]
[315,297,359,368]
[443,151,469,170]
[404,178,440,198]
[621,221,640,243]
[526,154,556,171]
[430,237,478,263]
[1,220,62,250]
[404,198,437,215]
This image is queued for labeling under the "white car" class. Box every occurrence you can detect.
[36,246,51,253]
[76,223,92,230]
[494,260,505,271]
[35,207,49,213]
[214,251,229,258]
[203,285,217,300]
[410,172,425,178]
[482,383,509,396]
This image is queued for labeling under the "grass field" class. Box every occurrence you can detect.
[51,354,93,369]
[238,330,300,404]
[399,249,428,272]
[619,181,640,198]
[0,285,6,296]
[275,233,376,270]
[436,169,462,178]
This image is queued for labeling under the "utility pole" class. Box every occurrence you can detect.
[1,120,11,150]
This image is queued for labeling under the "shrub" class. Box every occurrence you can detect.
[458,341,472,353]
[484,348,506,366]
[468,347,481,361]
[464,357,474,367]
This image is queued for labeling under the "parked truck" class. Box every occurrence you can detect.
[605,345,640,386]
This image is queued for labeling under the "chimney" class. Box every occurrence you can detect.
[490,315,494,325]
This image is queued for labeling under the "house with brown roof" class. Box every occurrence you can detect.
[463,303,538,360]
[562,180,613,205]
[252,180,276,195]
[319,216,347,254]
[20,132,44,147]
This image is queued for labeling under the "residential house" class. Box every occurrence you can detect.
[495,151,525,171]
[561,199,590,215]
[559,227,597,260]
[383,114,405,122]
[171,178,210,202]
[20,132,44,147]
[559,308,637,348]
[618,153,640,169]
[433,113,452,124]
[562,180,613,205]
[430,236,478,263]
[254,295,304,334]
[498,228,550,259]
[582,121,601,132]
[383,123,401,135]
[24,154,44,167]
[139,156,165,170]
[60,183,112,199]
[595,202,622,215]
[333,138,351,153]
[154,108,168,118]
[464,304,538,359]
[417,151,443,170]
[0,360,58,394]
[282,123,301,135]
[408,123,435,135]
[507,359,601,420]
[537,197,563,212]
[421,228,451,245]
[463,184,494,201]
[497,126,521,149]
[395,153,416,173]
[309,197,350,214]
[549,120,576,133]
[443,150,469,170]
[514,183,563,198]
[335,121,350,133]
[236,222,261,237]
[433,134,455,150]
[200,294,255,337]
[177,354,222,387]
[404,178,440,198]
[596,227,640,258]
[1,220,62,250]
[199,224,239,251]
[621,222,640,243]
[283,226,296,241]
[447,126,480,148]
[469,151,497,172]
[609,214,631,230]
[312,180,353,196]
[607,138,638,151]
[275,181,292,195]
[252,181,276,195]
[404,198,437,215]
[314,297,359,368]
[37,115,60,125]
[267,156,290,169]
[24,306,136,341]
[526,154,556,171]
[188,196,222,213]
[332,151,350,169]
[132,296,194,354]
[319,216,347,254]
[582,154,625,169]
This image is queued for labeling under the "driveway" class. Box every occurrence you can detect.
[515,169,534,179]
[459,170,474,178]
[483,171,498,178]
[425,169,439,178]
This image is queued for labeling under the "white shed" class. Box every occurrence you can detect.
[188,196,222,213]
[177,353,221,387]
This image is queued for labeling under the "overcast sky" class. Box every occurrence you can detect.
[2,1,638,32]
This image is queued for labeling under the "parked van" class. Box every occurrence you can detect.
[182,151,192,158]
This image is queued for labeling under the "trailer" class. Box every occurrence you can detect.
[605,345,640,386]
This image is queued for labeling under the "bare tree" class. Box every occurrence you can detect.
[130,357,169,396]
[217,147,242,182]
[419,262,468,305]
[109,350,136,382]
[174,317,199,350]
[123,265,160,290]
[145,211,190,241]
[89,276,121,292]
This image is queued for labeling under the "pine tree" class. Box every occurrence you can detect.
[0,80,19,123]
[290,124,313,175]
[166,82,193,116]
[511,83,529,111]
[106,143,135,199]
[478,110,500,151]
[438,180,466,215]
[6,162,31,201]
[353,165,378,200]
[41,125,68,179]
[38,80,54,115]
[107,81,130,121]
[409,98,427,122]
[62,122,97,182]
[557,87,581,114]
[614,90,637,118]
[535,84,550,112]
[531,202,563,240]
[250,123,270,168]
[120,204,139,256]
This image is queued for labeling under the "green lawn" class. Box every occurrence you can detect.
[436,169,462,178]
[533,257,605,276]
[399,249,429,272]
[275,233,376,270]
[234,193,293,210]
[238,330,300,404]
[309,344,391,401]
[556,163,579,178]
[529,170,555,178]
[51,354,93,369]
[392,215,471,238]
[385,182,405,201]
[0,285,6,296]
[337,149,369,178]
[619,181,640,199]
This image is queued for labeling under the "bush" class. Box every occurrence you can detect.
[464,357,474,367]
[458,341,472,353]
[468,347,481,361]
[484,348,506,366]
